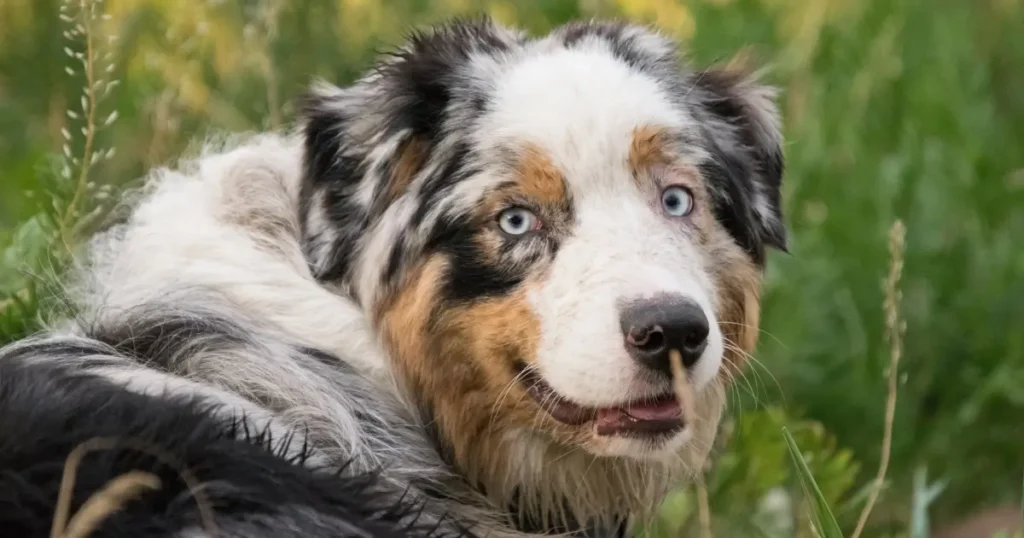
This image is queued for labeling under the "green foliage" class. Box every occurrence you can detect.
[640,407,862,537]
[1,216,50,295]
[1,0,1022,536]
[0,214,52,342]
[784,427,845,538]
[0,280,42,343]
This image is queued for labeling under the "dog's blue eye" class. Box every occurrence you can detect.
[661,186,694,217]
[497,207,539,236]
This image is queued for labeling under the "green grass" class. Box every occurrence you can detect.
[2,0,1023,536]
[785,427,845,538]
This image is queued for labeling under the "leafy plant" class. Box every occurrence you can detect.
[639,406,861,538]
[0,0,120,341]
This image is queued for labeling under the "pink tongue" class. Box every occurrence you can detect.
[623,399,682,421]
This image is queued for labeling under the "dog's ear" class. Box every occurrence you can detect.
[300,16,522,188]
[298,83,372,284]
[303,16,522,151]
[297,17,522,286]
[300,82,359,193]
[693,66,788,259]
[375,16,523,142]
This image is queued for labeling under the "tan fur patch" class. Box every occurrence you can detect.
[629,125,673,178]
[376,256,554,483]
[429,289,551,481]
[375,256,445,373]
[382,137,428,207]
[515,144,568,205]
[711,233,764,368]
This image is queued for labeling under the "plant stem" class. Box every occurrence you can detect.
[697,482,712,538]
[850,220,906,538]
[59,0,97,249]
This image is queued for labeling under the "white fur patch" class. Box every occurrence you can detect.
[80,133,389,381]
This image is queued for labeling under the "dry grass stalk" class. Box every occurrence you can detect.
[50,437,219,538]
[850,219,907,538]
[60,471,160,538]
[669,349,712,537]
[696,482,713,538]
[668,349,695,425]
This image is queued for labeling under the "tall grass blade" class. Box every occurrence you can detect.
[783,427,844,538]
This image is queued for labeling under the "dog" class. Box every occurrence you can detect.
[0,16,787,538]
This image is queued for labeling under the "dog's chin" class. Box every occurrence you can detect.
[516,365,691,460]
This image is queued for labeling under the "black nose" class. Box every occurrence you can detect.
[620,295,710,377]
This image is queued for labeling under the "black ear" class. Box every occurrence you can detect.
[300,83,358,191]
[373,16,523,142]
[296,17,523,286]
[692,66,788,259]
[297,84,372,284]
[301,16,522,176]
[298,16,524,205]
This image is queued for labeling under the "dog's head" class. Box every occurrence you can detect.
[299,17,785,522]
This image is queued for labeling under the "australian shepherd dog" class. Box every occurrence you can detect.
[0,16,787,538]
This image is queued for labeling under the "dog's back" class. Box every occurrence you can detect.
[0,132,482,537]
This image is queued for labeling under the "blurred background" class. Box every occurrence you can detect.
[1,0,1022,536]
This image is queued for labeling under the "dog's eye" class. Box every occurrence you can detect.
[661,186,694,217]
[497,207,539,236]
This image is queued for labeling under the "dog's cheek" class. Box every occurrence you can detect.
[376,254,546,463]
[376,255,486,457]
[376,256,447,390]
[448,286,542,376]
[434,282,546,437]
[712,240,763,370]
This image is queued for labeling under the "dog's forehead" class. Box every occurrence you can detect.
[470,42,695,193]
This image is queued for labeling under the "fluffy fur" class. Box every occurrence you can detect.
[0,16,787,538]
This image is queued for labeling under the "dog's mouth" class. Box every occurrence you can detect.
[517,365,684,437]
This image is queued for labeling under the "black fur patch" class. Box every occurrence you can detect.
[699,147,768,265]
[380,17,518,142]
[692,68,787,255]
[559,20,674,78]
[425,213,525,302]
[299,94,371,282]
[384,238,409,290]
[0,351,470,538]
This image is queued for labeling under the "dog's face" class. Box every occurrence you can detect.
[300,18,785,478]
